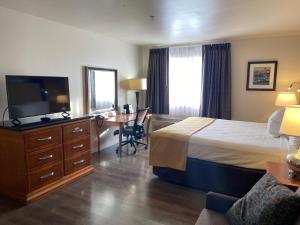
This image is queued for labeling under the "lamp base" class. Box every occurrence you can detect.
[288,169,300,180]
[135,91,140,110]
[286,149,300,180]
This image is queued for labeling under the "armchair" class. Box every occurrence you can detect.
[196,188,300,225]
[195,192,238,225]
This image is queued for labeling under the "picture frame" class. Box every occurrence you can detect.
[246,61,278,91]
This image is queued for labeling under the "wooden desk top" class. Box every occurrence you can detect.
[266,162,300,188]
[103,113,152,125]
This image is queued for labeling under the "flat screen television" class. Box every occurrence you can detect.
[6,75,70,120]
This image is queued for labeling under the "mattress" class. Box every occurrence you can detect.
[188,119,289,170]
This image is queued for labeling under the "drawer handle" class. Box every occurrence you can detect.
[72,144,84,149]
[37,136,52,141]
[72,127,83,133]
[40,172,54,179]
[73,159,85,165]
[39,154,53,160]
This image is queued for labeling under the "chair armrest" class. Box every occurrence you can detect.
[206,192,239,214]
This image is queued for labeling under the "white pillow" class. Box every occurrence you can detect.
[267,108,285,138]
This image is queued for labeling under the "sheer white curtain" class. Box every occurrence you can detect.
[169,46,202,117]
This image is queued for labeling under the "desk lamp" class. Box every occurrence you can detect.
[124,78,147,109]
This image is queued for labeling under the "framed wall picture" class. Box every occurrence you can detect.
[246,61,278,91]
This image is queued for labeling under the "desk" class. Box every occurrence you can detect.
[103,113,152,157]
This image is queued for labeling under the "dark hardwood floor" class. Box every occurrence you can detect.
[0,146,205,225]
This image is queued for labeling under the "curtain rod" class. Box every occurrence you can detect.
[148,39,229,49]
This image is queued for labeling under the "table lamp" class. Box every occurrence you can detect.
[288,82,300,92]
[280,105,300,179]
[124,78,147,109]
[275,92,297,107]
[288,82,300,104]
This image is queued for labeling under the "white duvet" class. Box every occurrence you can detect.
[188,119,289,170]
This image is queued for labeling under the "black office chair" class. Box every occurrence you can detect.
[95,115,105,153]
[114,108,149,155]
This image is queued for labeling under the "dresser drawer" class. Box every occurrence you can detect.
[63,121,90,142]
[64,137,90,159]
[28,163,63,191]
[64,153,91,175]
[27,146,63,171]
[25,127,62,151]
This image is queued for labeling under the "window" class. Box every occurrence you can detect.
[169,46,202,117]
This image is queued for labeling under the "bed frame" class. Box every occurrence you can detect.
[153,157,265,198]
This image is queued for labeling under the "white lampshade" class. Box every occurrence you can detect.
[280,105,300,137]
[124,78,147,91]
[275,92,297,106]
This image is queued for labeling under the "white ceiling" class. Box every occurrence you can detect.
[0,0,300,45]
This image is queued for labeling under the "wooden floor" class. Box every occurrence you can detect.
[0,146,205,225]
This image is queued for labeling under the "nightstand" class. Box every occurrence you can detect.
[266,162,300,188]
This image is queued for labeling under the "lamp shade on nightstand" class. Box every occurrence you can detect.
[280,105,300,136]
[275,92,297,106]
[280,105,300,179]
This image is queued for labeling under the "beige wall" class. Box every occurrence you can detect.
[231,36,300,122]
[0,6,142,151]
[141,36,300,122]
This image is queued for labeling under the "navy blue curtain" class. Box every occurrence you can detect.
[146,48,169,114]
[201,43,231,119]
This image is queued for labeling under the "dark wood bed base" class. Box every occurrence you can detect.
[153,157,265,198]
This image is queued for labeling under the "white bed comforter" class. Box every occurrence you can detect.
[188,119,289,170]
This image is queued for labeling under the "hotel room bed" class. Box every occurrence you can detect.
[151,118,288,197]
[188,119,286,170]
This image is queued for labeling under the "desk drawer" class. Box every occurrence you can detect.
[64,153,91,175]
[27,146,63,171]
[28,163,63,191]
[25,127,62,151]
[64,137,90,159]
[63,121,90,142]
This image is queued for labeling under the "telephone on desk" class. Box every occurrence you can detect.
[107,111,116,117]
[123,104,133,114]
[93,111,116,118]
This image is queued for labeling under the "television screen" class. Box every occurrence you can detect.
[6,75,70,119]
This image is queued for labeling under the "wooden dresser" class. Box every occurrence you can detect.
[0,117,94,204]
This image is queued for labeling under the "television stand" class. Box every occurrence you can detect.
[10,117,72,131]
[0,115,91,131]
[0,115,94,203]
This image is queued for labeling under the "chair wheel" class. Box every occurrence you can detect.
[144,145,148,150]
[116,149,119,154]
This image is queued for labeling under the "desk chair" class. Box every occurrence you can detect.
[95,115,105,153]
[114,108,149,154]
